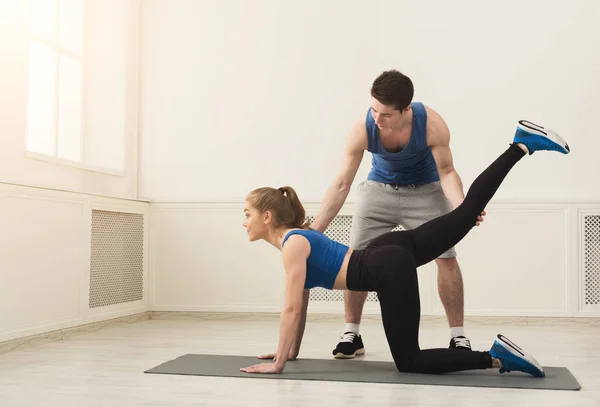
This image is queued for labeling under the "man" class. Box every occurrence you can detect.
[311,70,484,359]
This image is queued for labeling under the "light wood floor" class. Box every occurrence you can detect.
[0,315,598,406]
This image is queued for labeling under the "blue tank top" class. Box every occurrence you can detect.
[282,229,349,289]
[366,102,439,185]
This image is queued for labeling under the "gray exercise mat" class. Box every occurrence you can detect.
[144,354,581,391]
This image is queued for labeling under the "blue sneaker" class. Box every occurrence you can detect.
[514,120,570,155]
[489,334,545,377]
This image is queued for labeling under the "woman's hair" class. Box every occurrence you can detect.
[246,186,311,229]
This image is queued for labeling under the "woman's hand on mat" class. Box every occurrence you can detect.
[240,362,283,374]
[257,352,297,361]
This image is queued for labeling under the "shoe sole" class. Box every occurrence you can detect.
[495,334,545,377]
[333,348,365,359]
[517,120,570,153]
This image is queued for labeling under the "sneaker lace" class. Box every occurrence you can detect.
[454,336,471,348]
[340,332,357,343]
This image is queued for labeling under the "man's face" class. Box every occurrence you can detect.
[370,97,405,130]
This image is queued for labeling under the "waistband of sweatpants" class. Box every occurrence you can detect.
[384,181,435,190]
[370,180,439,190]
[390,183,417,189]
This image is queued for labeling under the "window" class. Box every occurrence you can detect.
[27,0,84,164]
[25,0,129,175]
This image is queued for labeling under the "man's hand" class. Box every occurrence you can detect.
[455,199,486,227]
[240,362,283,374]
[475,210,486,226]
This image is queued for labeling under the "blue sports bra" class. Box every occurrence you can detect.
[282,229,349,289]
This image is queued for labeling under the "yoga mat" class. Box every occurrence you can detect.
[144,354,581,391]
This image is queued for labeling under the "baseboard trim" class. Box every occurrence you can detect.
[0,312,150,355]
[148,311,600,326]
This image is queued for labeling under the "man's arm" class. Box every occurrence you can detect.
[311,120,367,232]
[426,107,465,209]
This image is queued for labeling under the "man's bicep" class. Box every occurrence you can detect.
[431,143,455,174]
[427,108,455,174]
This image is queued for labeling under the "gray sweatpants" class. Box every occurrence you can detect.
[349,180,457,258]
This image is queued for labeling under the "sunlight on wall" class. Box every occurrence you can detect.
[22,0,129,173]
[27,0,84,162]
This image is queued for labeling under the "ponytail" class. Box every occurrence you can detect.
[277,186,311,229]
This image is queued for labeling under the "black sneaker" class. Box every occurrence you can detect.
[332,332,365,359]
[449,335,472,350]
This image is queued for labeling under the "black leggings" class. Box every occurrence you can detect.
[346,143,526,374]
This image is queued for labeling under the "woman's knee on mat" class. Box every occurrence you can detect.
[393,353,423,374]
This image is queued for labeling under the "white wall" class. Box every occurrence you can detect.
[0,0,140,199]
[0,0,145,343]
[150,201,600,317]
[0,183,150,343]
[83,0,136,173]
[138,0,600,203]
[3,0,598,347]
[139,1,600,317]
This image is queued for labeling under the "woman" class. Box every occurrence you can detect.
[240,120,570,377]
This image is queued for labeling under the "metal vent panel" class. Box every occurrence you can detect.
[584,215,600,306]
[89,210,144,308]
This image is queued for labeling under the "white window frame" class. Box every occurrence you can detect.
[25,0,126,177]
